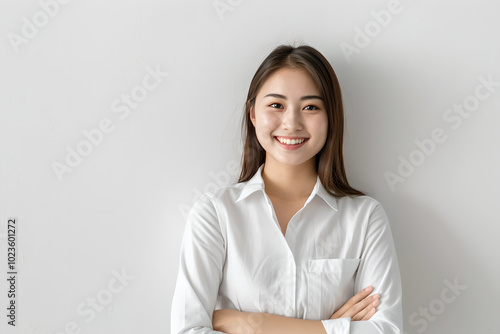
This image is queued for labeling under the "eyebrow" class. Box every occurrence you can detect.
[263,93,324,101]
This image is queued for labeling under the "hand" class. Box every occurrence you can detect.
[329,286,380,321]
[213,308,254,334]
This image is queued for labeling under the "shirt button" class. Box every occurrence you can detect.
[286,307,293,315]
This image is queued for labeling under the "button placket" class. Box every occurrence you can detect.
[285,257,296,317]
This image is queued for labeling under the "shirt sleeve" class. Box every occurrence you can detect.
[170,193,227,334]
[320,200,403,333]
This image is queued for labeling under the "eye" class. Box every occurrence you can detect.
[304,105,319,111]
[269,103,284,109]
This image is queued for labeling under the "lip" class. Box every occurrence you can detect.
[274,136,309,140]
[274,136,309,150]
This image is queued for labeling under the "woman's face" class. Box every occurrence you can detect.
[250,67,328,168]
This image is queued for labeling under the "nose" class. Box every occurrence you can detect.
[281,105,303,131]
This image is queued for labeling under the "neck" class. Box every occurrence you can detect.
[261,156,317,201]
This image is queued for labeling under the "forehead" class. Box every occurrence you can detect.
[258,67,321,97]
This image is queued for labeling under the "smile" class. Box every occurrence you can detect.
[274,136,309,150]
[275,136,308,145]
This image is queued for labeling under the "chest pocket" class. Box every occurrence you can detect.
[306,258,360,320]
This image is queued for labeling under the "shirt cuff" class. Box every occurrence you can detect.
[321,317,351,334]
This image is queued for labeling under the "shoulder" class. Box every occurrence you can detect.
[187,181,247,239]
[334,194,391,231]
[190,180,247,214]
[335,194,385,214]
[337,195,394,238]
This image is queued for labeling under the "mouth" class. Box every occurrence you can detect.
[274,136,309,145]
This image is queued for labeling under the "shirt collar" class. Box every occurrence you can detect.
[235,163,338,211]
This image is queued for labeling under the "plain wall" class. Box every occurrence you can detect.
[1,1,499,333]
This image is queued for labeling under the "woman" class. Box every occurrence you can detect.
[171,44,403,334]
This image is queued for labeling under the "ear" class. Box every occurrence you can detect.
[249,105,256,127]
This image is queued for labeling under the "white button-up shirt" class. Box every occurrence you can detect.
[171,163,403,333]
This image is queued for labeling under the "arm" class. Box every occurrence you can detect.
[213,309,327,334]
[213,286,380,334]
[321,201,403,333]
[170,194,227,334]
[250,312,328,334]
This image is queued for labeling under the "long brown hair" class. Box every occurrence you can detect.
[238,44,365,198]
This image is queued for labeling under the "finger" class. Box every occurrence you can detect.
[343,293,380,319]
[361,302,378,321]
[352,298,379,321]
[332,286,373,318]
[332,286,373,317]
[354,305,377,321]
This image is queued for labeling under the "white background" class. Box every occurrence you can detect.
[1,1,499,333]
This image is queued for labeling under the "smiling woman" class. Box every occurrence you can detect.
[250,66,328,176]
[170,44,403,334]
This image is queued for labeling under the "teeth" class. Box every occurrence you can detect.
[277,137,306,145]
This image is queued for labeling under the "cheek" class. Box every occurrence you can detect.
[257,111,279,127]
[310,117,329,139]
[255,112,279,134]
